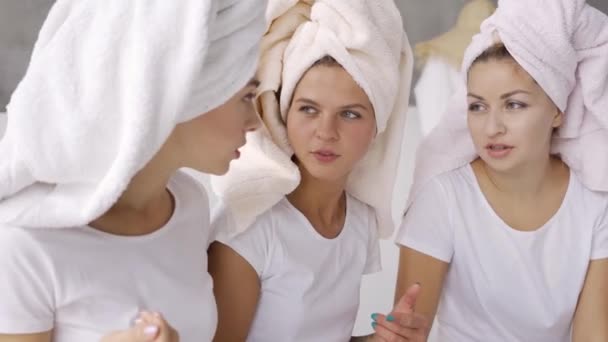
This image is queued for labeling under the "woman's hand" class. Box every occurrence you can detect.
[100,311,179,342]
[369,284,431,342]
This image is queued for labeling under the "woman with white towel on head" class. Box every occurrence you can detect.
[0,0,267,341]
[388,0,608,340]
[208,1,429,341]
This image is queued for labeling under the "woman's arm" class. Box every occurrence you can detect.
[572,258,608,342]
[208,241,261,342]
[393,246,449,332]
[365,247,448,342]
[0,332,51,342]
[352,284,428,342]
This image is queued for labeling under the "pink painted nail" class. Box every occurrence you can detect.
[143,325,158,337]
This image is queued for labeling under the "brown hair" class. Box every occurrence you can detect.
[471,43,513,66]
[311,55,341,68]
[281,55,342,104]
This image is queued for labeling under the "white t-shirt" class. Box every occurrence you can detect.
[216,194,382,342]
[0,171,217,341]
[396,164,608,342]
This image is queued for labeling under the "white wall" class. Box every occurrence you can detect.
[0,113,6,138]
[352,106,421,336]
[0,0,53,109]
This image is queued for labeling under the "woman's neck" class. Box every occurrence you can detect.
[287,167,347,238]
[89,149,179,236]
[474,155,568,200]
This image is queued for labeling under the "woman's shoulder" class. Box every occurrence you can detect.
[414,164,477,201]
[567,171,608,213]
[345,193,374,214]
[222,197,290,237]
[0,224,37,245]
[0,224,55,267]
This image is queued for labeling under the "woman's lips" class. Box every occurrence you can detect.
[485,144,514,159]
[311,150,340,163]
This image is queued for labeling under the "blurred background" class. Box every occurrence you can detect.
[1,0,607,339]
[2,0,607,109]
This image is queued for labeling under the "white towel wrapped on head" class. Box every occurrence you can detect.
[408,0,608,207]
[212,0,414,238]
[0,0,267,228]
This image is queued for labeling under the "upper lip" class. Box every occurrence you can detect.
[485,143,514,149]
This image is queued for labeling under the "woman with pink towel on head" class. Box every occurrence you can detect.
[207,0,428,341]
[389,0,608,341]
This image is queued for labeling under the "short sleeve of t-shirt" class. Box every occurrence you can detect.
[210,202,238,245]
[395,178,455,263]
[363,208,382,275]
[0,227,54,333]
[591,200,608,260]
[220,213,274,277]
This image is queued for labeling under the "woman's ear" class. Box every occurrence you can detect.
[552,108,564,128]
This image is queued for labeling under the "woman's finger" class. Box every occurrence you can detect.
[372,313,417,339]
[372,323,410,342]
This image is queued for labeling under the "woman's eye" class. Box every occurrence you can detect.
[342,110,361,119]
[468,103,486,112]
[299,106,317,114]
[506,101,527,110]
[243,92,256,102]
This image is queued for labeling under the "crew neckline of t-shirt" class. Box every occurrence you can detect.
[282,193,352,243]
[81,176,184,242]
[464,163,574,235]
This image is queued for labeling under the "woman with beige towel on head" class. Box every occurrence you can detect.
[208,0,429,341]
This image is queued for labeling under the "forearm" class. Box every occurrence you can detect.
[0,332,52,342]
[208,242,260,342]
[571,259,608,342]
[572,312,608,342]
[572,328,608,342]
[395,247,448,319]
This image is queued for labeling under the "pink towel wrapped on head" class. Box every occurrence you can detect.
[408,0,608,207]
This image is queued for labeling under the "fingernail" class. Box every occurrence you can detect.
[371,322,377,329]
[387,315,395,322]
[143,325,158,336]
[371,313,378,321]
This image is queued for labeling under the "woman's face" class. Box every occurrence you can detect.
[286,65,376,183]
[467,59,563,173]
[169,79,261,175]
